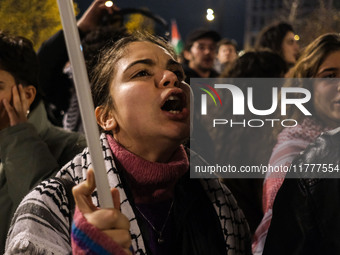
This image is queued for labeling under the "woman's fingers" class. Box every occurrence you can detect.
[111,187,120,210]
[2,98,17,126]
[72,169,97,214]
[4,85,29,126]
[12,85,22,114]
[102,229,132,248]
[84,207,130,230]
[72,167,132,254]
[18,84,29,113]
[73,168,130,233]
[73,169,122,216]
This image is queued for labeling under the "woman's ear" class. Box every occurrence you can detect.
[95,106,117,131]
[24,85,36,107]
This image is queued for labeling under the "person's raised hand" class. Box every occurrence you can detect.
[72,169,132,255]
[77,0,120,33]
[2,85,31,128]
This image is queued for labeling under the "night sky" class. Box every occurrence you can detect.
[76,0,246,48]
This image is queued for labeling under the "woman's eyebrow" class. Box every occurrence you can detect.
[317,67,338,75]
[167,59,185,79]
[123,59,155,73]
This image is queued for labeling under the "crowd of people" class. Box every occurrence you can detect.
[1,0,340,254]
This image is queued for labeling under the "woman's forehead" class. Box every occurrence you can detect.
[124,41,173,60]
[0,69,15,80]
[115,41,174,71]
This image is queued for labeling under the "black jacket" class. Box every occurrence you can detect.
[38,30,86,126]
[183,64,219,85]
[263,127,340,255]
[182,64,219,164]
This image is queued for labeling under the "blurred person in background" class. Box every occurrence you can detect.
[253,33,340,255]
[0,31,86,254]
[38,0,124,130]
[182,28,221,82]
[214,38,238,73]
[181,29,221,164]
[255,21,300,70]
[217,49,288,236]
[263,126,340,255]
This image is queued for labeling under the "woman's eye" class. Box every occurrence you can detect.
[133,70,151,78]
[322,72,337,79]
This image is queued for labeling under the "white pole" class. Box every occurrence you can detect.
[57,0,113,208]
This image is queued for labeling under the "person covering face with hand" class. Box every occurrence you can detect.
[0,31,86,254]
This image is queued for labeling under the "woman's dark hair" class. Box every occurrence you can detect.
[0,31,41,110]
[221,49,287,78]
[255,22,294,57]
[216,49,287,169]
[82,26,129,72]
[216,51,287,234]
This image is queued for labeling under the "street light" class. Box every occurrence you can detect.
[105,1,114,7]
[206,8,215,21]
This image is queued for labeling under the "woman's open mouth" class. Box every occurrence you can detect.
[161,90,189,120]
[161,92,186,114]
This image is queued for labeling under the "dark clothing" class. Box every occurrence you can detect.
[222,178,263,235]
[183,64,219,84]
[6,134,251,254]
[182,64,219,164]
[263,127,340,255]
[0,102,86,254]
[37,30,86,126]
[128,172,230,255]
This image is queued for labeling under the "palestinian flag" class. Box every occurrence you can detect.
[171,19,184,55]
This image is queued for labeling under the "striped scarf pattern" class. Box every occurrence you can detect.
[6,134,250,255]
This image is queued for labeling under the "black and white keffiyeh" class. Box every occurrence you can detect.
[6,134,250,255]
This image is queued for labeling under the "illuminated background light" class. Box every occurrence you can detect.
[294,34,300,41]
[206,14,215,21]
[207,8,214,15]
[206,8,215,21]
[105,1,113,7]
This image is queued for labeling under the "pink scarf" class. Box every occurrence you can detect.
[106,134,189,204]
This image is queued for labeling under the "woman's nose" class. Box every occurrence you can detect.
[160,70,179,88]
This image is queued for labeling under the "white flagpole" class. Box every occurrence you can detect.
[56,0,113,208]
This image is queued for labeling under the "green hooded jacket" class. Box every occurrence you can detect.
[0,102,86,253]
